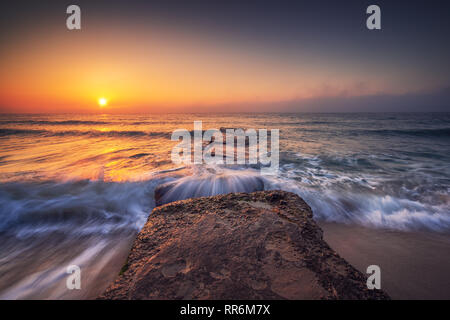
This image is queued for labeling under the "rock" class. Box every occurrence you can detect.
[99,190,389,300]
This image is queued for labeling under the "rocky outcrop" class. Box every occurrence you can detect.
[100,190,389,300]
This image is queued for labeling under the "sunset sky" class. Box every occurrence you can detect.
[1,0,449,113]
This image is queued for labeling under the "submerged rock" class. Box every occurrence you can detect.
[100,190,389,300]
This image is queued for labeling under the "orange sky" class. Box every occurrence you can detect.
[0,8,443,113]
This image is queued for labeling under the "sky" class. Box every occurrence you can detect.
[0,0,449,113]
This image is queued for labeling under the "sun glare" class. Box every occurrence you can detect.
[98,98,108,107]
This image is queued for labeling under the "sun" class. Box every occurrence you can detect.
[98,97,108,107]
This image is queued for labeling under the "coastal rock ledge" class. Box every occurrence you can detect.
[100,190,389,300]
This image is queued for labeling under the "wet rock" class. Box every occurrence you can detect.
[99,190,389,300]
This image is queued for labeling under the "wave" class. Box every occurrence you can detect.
[351,127,450,138]
[155,166,264,205]
[293,127,450,138]
[149,165,450,232]
[0,135,447,233]
[0,179,161,238]
[0,128,169,138]
[0,120,110,125]
[0,128,47,136]
[266,172,450,232]
[0,178,165,299]
[0,164,448,299]
[154,166,265,206]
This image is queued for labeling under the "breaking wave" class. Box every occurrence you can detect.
[151,165,450,232]
[154,166,265,205]
[0,120,110,125]
[0,179,158,238]
[267,177,450,232]
[352,127,450,138]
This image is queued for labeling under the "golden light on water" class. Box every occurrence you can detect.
[98,98,108,107]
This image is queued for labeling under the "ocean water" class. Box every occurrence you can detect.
[0,113,449,298]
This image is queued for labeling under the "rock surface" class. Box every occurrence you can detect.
[100,190,389,300]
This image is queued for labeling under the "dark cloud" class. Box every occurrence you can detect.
[262,87,450,112]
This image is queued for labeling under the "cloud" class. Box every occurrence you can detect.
[241,86,450,113]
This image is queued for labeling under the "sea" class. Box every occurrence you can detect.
[0,112,449,299]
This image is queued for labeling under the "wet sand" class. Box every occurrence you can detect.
[320,222,450,299]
